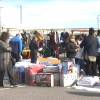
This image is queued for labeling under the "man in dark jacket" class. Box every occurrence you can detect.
[9,34,22,62]
[80,28,99,76]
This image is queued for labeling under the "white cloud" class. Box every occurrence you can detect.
[1,0,100,28]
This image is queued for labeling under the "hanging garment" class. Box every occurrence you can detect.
[37,41,40,47]
[44,48,51,58]
[49,34,57,50]
[56,47,59,59]
[52,31,55,41]
[26,33,32,47]
[56,32,60,43]
[50,47,55,57]
[60,32,69,42]
[23,31,27,41]
[35,31,44,41]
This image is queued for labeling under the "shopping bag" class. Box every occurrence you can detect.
[77,76,99,87]
[75,48,83,59]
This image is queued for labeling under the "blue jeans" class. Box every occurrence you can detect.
[68,58,75,64]
[31,54,37,63]
[77,59,83,69]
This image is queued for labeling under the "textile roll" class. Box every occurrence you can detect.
[35,31,44,41]
[22,50,31,56]
[37,57,61,64]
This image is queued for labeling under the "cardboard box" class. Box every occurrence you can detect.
[43,66,59,73]
[36,73,54,87]
[73,64,80,77]
[60,73,77,87]
[54,73,60,86]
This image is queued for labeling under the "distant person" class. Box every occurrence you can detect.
[0,32,18,87]
[29,36,38,63]
[75,34,86,71]
[9,34,22,62]
[96,30,100,75]
[80,28,99,76]
[66,34,78,64]
[76,34,86,48]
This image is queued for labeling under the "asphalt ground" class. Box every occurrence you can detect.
[0,82,100,100]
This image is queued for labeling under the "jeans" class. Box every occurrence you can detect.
[68,58,75,64]
[77,59,83,69]
[31,54,37,63]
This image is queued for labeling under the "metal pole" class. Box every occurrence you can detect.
[98,15,100,29]
[0,0,1,34]
[0,0,3,35]
[20,5,22,24]
[97,17,98,29]
[98,15,99,29]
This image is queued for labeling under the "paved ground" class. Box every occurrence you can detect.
[0,83,100,100]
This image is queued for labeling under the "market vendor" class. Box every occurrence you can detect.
[29,36,38,63]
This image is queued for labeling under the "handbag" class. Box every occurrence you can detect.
[10,55,15,66]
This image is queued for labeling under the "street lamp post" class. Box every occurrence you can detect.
[0,0,3,35]
[97,15,100,29]
[20,5,22,24]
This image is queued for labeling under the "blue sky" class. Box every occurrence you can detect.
[1,0,100,28]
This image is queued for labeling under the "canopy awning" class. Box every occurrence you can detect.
[71,29,88,32]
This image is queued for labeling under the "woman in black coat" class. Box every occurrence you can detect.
[66,34,78,64]
[29,36,38,63]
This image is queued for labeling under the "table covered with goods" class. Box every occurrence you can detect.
[12,57,100,92]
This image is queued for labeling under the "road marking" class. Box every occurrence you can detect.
[0,85,26,91]
[0,88,11,91]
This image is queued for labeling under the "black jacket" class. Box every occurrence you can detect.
[66,41,77,58]
[80,35,99,56]
[29,40,38,55]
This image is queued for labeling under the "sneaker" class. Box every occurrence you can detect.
[0,85,4,88]
[81,69,84,72]
[10,85,19,88]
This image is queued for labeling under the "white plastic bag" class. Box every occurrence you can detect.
[77,76,99,87]
[75,48,83,59]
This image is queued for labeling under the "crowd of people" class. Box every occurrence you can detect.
[66,28,100,77]
[0,27,100,87]
[0,31,40,87]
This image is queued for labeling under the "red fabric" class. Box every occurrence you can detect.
[37,41,40,47]
[52,32,55,41]
[25,64,45,85]
[56,48,59,58]
[57,40,59,44]
[22,55,31,59]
